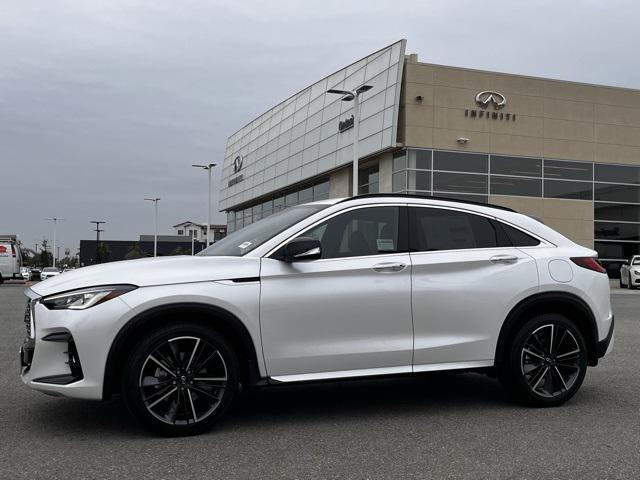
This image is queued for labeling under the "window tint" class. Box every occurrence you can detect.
[410,208,503,252]
[303,207,404,259]
[490,176,542,197]
[491,155,542,177]
[594,183,640,203]
[498,222,541,246]
[433,172,488,194]
[595,163,640,185]
[544,160,593,181]
[433,151,488,173]
[544,180,593,200]
[408,149,432,170]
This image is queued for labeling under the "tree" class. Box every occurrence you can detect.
[169,246,188,256]
[124,245,148,260]
[59,256,79,268]
[39,239,52,267]
[95,242,111,264]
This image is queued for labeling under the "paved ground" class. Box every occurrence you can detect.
[1,281,639,479]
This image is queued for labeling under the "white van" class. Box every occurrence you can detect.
[0,235,23,284]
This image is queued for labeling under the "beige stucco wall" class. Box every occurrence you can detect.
[401,61,640,164]
[489,196,594,248]
[329,167,351,198]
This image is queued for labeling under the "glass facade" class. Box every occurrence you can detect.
[226,178,329,233]
[392,148,640,276]
[358,165,380,194]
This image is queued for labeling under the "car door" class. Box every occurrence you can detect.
[259,205,414,379]
[408,205,539,370]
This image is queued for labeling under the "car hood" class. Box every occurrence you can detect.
[29,256,261,297]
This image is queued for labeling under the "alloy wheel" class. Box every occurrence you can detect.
[520,323,582,398]
[138,336,228,425]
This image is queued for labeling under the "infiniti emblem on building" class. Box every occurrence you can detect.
[475,91,507,110]
[233,154,243,173]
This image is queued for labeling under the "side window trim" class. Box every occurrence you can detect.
[266,204,409,260]
[408,204,548,254]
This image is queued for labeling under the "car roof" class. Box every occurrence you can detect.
[339,193,515,212]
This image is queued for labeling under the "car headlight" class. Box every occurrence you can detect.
[634,270,640,275]
[42,285,137,310]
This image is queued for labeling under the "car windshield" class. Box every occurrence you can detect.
[633,258,640,265]
[197,204,330,257]
[43,267,59,272]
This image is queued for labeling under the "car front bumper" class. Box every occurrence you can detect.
[20,289,131,400]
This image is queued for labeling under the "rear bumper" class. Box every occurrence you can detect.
[596,315,614,358]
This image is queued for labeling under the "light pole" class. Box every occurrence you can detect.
[192,163,217,246]
[144,198,160,257]
[327,85,373,196]
[45,217,65,268]
[90,220,106,264]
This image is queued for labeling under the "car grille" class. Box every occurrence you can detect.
[24,301,32,337]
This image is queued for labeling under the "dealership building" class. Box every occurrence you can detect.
[219,39,640,276]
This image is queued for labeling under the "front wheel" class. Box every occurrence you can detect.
[630,274,637,290]
[122,323,239,436]
[499,313,587,407]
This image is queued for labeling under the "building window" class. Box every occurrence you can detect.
[227,177,330,231]
[177,229,184,235]
[490,176,542,197]
[544,179,593,200]
[544,159,593,181]
[433,151,488,174]
[358,165,379,194]
[491,155,542,177]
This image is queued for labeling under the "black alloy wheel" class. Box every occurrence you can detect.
[122,323,238,436]
[500,313,587,407]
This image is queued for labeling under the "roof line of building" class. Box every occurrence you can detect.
[409,58,640,94]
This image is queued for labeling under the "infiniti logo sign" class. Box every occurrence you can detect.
[233,154,243,173]
[475,91,506,110]
[465,90,515,122]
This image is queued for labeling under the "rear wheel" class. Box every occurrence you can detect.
[499,313,587,407]
[122,323,239,436]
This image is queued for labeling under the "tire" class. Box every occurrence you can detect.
[619,275,625,288]
[0,274,3,285]
[499,313,587,407]
[630,274,636,290]
[122,323,239,436]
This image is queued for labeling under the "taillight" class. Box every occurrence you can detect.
[571,257,607,274]
[11,244,16,258]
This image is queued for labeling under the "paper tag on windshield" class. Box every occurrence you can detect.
[377,238,395,252]
[238,241,252,250]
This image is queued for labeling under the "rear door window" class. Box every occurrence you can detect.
[409,207,505,252]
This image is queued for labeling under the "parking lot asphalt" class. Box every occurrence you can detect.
[1,282,639,480]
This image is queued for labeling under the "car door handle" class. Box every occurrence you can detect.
[490,254,518,264]
[372,262,407,273]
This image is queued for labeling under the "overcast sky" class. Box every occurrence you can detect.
[2,0,639,254]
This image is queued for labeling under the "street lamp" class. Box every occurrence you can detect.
[45,217,65,268]
[144,198,160,257]
[327,84,373,196]
[192,163,217,246]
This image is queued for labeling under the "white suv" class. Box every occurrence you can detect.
[20,195,614,436]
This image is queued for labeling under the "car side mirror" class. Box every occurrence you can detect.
[283,237,321,262]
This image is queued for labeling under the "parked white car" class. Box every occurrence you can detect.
[40,267,61,280]
[619,255,640,289]
[20,267,31,281]
[20,195,614,436]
